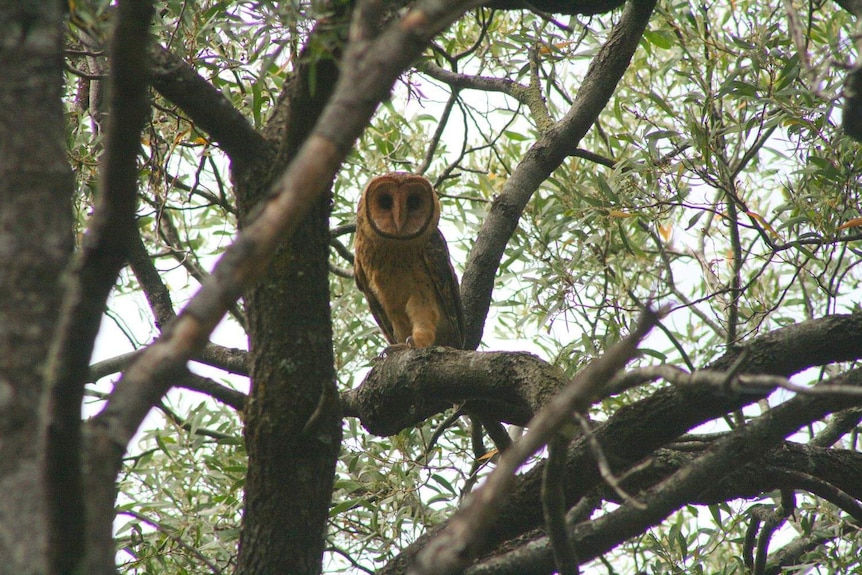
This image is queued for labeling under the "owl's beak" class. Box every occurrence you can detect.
[392,196,406,234]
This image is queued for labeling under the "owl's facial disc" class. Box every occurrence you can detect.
[367,181,435,240]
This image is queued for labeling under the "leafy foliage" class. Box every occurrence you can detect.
[55,0,862,572]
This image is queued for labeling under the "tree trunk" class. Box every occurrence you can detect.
[234,26,344,575]
[0,2,73,573]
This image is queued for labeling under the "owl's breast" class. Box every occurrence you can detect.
[365,241,428,310]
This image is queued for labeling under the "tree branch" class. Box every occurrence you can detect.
[380,312,862,574]
[706,312,862,376]
[420,62,531,102]
[465,368,862,575]
[460,0,658,349]
[174,371,246,411]
[764,521,859,575]
[542,434,579,575]
[128,229,176,330]
[342,348,562,434]
[488,0,627,15]
[88,342,249,384]
[149,44,268,167]
[352,313,862,441]
[43,1,154,572]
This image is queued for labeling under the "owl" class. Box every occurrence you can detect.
[354,173,465,350]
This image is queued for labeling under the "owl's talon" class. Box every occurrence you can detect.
[405,336,415,347]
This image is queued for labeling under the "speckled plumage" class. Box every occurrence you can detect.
[354,173,465,349]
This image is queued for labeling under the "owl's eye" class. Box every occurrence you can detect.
[406,194,422,211]
[377,194,393,210]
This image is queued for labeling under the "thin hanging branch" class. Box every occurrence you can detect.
[543,434,579,575]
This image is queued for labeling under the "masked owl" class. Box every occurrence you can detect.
[354,173,465,350]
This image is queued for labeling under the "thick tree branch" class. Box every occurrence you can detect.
[351,313,862,439]
[342,349,562,434]
[381,312,862,574]
[706,312,862,376]
[465,368,862,575]
[43,1,154,573]
[193,344,250,376]
[461,0,657,349]
[488,0,627,15]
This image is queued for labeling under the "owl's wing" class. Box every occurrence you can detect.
[424,229,466,349]
[354,256,398,345]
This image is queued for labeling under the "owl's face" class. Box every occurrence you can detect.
[361,174,439,240]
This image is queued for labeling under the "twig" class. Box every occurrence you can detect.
[174,372,247,411]
[330,235,355,264]
[418,89,460,175]
[575,412,645,510]
[118,509,223,574]
[608,365,862,399]
[423,408,465,463]
[329,261,355,278]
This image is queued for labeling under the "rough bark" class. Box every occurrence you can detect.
[233,22,345,575]
[343,349,564,434]
[0,2,74,573]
